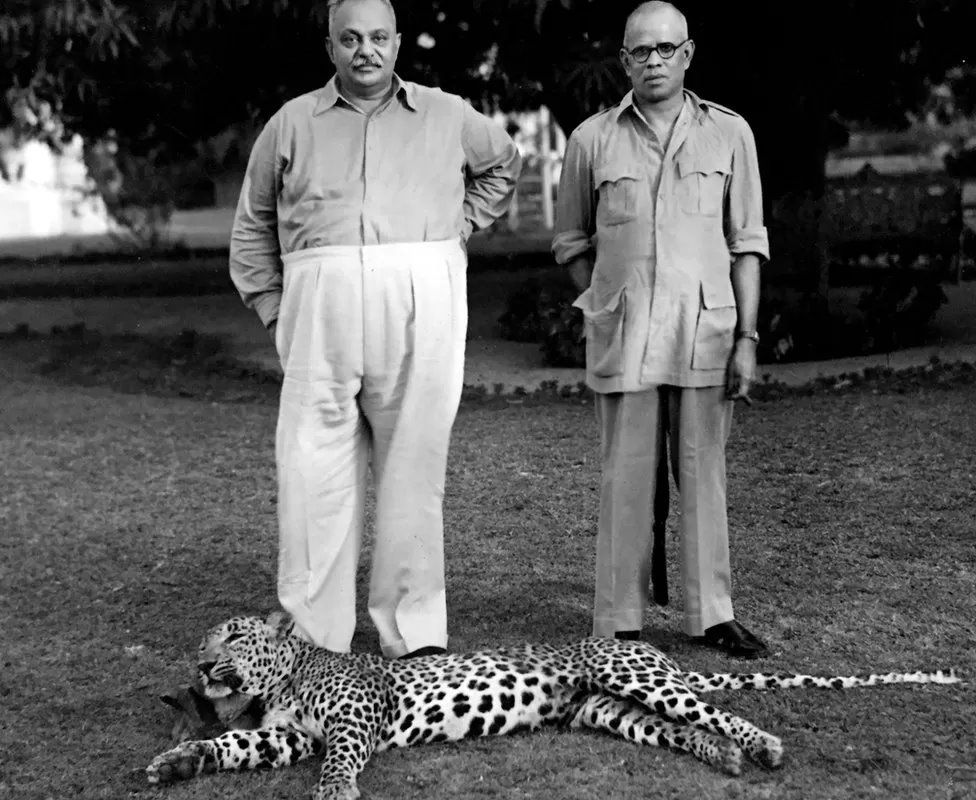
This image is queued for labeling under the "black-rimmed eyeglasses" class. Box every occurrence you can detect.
[623,38,691,63]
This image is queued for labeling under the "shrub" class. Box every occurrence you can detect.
[758,270,948,362]
[500,268,950,368]
[756,296,862,364]
[856,269,949,352]
[84,134,179,250]
[497,273,584,367]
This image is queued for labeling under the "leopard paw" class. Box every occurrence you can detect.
[757,735,783,769]
[716,740,743,776]
[146,741,212,784]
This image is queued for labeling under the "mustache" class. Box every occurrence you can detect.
[353,59,381,68]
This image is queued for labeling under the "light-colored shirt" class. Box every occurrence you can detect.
[230,75,521,328]
[552,89,769,391]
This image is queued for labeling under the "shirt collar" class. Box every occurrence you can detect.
[611,90,637,123]
[313,73,416,115]
[612,88,706,125]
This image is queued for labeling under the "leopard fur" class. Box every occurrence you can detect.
[146,613,961,800]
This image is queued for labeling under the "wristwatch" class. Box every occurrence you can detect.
[736,329,760,344]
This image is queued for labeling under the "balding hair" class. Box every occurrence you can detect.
[624,1,689,44]
[328,0,397,33]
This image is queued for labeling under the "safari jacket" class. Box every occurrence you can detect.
[552,90,769,391]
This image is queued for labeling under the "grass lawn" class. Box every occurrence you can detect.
[1,333,975,800]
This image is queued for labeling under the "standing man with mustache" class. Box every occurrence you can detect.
[553,1,771,657]
[230,0,520,659]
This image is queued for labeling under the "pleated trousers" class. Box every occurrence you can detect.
[274,239,467,657]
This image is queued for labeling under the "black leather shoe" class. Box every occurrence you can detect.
[399,646,447,659]
[700,620,769,659]
[614,630,641,641]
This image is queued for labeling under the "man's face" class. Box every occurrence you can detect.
[620,8,694,105]
[327,0,401,97]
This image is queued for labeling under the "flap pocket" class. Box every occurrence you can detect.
[573,286,626,378]
[573,285,625,319]
[693,280,737,370]
[677,152,730,217]
[677,152,731,178]
[594,163,641,186]
[593,163,641,225]
[700,279,736,309]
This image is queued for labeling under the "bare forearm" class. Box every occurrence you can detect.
[730,253,761,331]
[726,253,761,403]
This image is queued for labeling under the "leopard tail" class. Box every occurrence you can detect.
[680,669,962,693]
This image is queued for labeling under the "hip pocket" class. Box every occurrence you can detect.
[691,280,737,370]
[276,267,298,371]
[575,286,626,378]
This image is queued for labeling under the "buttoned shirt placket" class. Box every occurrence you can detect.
[636,100,694,385]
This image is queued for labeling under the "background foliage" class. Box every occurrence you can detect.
[3,1,974,150]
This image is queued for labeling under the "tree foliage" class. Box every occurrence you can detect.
[3,0,973,152]
[0,0,138,120]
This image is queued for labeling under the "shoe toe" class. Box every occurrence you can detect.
[702,621,769,658]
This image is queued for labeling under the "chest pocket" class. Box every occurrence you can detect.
[594,164,641,226]
[676,152,730,217]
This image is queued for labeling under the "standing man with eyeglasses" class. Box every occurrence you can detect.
[230,0,520,659]
[553,0,771,658]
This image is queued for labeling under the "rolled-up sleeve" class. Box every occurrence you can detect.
[723,119,769,262]
[229,115,284,328]
[551,131,594,265]
[460,103,521,239]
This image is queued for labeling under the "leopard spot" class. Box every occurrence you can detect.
[488,714,507,735]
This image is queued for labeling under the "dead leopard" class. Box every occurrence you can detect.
[146,613,962,800]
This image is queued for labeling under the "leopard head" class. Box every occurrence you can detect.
[196,612,296,700]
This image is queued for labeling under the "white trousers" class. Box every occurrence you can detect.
[274,239,467,657]
[593,387,735,638]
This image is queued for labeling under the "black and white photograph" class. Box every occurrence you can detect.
[1,1,974,798]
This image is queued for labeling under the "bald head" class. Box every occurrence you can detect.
[328,0,397,33]
[624,1,688,47]
[619,0,693,108]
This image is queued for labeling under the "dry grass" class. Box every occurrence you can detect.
[1,334,975,800]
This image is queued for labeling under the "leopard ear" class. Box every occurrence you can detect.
[265,611,295,640]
